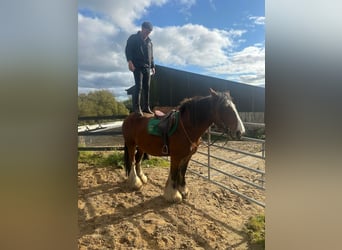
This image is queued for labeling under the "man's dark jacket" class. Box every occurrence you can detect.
[125,31,155,69]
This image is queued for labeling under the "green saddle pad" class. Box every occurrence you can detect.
[147,112,179,136]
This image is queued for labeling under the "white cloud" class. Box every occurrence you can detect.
[209,45,265,86]
[78,69,134,100]
[152,24,245,67]
[208,0,216,10]
[79,0,168,31]
[151,24,265,86]
[78,13,135,99]
[78,14,125,73]
[177,0,197,18]
[249,16,265,25]
[179,0,196,6]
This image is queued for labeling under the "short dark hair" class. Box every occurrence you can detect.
[142,21,153,31]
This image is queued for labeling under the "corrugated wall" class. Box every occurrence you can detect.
[150,65,264,113]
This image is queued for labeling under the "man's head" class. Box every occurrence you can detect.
[141,21,153,39]
[142,21,153,31]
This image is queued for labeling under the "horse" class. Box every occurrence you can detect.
[122,88,245,203]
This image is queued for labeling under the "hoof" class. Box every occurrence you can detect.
[164,188,183,203]
[139,174,148,184]
[179,186,189,199]
[128,175,143,190]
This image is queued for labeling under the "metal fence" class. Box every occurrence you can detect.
[78,116,265,207]
[78,115,125,151]
[188,126,265,207]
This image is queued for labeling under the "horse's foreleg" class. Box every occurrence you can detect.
[178,158,190,199]
[127,145,143,190]
[135,147,147,184]
[164,160,183,203]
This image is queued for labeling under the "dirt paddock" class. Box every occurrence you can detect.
[78,141,265,250]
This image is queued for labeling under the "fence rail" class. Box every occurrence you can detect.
[188,126,265,207]
[78,114,127,121]
[78,131,123,136]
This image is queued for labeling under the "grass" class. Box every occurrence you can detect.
[140,156,170,168]
[78,151,125,168]
[244,214,265,249]
[78,151,169,169]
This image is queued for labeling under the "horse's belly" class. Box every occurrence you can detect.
[136,136,165,156]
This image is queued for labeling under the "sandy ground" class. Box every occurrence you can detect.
[78,141,265,250]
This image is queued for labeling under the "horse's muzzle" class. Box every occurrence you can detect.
[236,131,242,140]
[228,129,242,140]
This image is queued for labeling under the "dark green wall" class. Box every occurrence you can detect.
[150,65,264,112]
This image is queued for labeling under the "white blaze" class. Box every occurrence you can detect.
[230,101,245,134]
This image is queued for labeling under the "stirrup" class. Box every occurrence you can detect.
[162,145,169,155]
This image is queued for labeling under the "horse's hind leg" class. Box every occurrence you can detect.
[126,144,143,190]
[135,147,147,184]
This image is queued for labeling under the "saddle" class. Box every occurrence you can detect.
[155,109,178,155]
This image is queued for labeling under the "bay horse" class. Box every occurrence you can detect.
[122,88,245,203]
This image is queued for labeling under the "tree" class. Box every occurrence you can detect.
[122,98,133,112]
[78,90,129,117]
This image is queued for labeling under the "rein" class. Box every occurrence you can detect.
[178,114,197,152]
[202,127,230,149]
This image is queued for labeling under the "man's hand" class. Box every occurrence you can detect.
[128,61,135,72]
[151,67,156,75]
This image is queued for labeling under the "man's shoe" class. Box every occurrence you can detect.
[142,107,153,114]
[134,107,143,116]
[135,111,143,116]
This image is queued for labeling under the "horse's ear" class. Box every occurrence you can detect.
[209,88,218,97]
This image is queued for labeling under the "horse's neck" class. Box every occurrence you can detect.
[181,98,214,141]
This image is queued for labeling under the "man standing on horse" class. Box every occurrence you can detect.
[125,21,156,116]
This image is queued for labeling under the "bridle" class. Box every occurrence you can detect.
[202,97,238,147]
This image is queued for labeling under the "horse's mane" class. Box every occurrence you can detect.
[178,91,233,126]
[178,96,202,110]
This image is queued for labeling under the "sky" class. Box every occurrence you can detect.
[78,0,265,101]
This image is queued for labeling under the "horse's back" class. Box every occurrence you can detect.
[122,113,153,141]
[122,113,170,156]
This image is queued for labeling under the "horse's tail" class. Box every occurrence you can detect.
[124,144,131,176]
